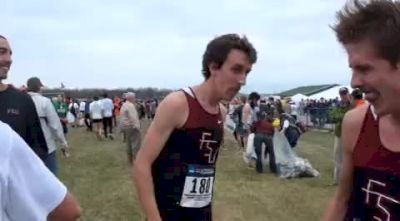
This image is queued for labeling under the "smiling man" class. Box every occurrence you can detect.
[133,34,257,221]
[322,1,400,221]
[0,35,48,159]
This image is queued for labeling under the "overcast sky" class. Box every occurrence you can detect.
[1,0,350,93]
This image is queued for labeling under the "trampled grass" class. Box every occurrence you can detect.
[59,122,335,221]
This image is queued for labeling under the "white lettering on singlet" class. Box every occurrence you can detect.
[361,179,400,221]
[199,132,218,164]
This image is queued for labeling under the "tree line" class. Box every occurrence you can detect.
[42,87,174,100]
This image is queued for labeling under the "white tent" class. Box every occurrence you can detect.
[290,93,308,102]
[308,85,352,100]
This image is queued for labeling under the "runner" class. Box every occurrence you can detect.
[323,1,400,220]
[133,33,257,221]
[90,96,104,140]
[101,93,114,140]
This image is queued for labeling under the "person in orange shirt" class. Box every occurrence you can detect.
[113,96,122,126]
[351,88,365,107]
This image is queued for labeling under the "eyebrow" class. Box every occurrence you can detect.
[350,63,371,68]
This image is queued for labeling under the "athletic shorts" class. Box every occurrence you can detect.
[92,119,102,123]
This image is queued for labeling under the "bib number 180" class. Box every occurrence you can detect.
[180,165,215,208]
[190,177,212,194]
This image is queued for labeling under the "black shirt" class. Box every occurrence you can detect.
[0,85,48,157]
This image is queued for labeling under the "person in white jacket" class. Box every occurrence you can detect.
[27,77,69,176]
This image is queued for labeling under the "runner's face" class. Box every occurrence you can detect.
[211,49,252,101]
[346,40,400,116]
[0,38,12,81]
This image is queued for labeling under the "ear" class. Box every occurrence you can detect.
[208,62,219,76]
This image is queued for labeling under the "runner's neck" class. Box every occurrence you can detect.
[0,83,8,92]
[192,82,221,110]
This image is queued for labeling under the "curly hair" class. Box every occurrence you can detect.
[202,34,257,79]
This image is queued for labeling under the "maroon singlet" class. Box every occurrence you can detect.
[151,87,224,221]
[346,106,400,221]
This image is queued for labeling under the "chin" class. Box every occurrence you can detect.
[372,104,390,117]
[224,93,236,101]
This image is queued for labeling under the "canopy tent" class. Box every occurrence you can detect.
[290,93,308,103]
[308,85,352,100]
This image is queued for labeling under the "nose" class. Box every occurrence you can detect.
[350,71,362,89]
[238,73,247,86]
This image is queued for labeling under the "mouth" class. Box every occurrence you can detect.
[363,90,379,103]
[0,65,10,73]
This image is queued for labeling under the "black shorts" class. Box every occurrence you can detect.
[158,205,212,221]
[92,119,102,123]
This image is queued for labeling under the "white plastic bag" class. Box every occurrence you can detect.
[66,112,75,124]
[243,133,257,164]
[273,130,320,178]
[224,115,236,134]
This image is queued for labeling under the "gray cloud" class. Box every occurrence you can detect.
[1,0,350,93]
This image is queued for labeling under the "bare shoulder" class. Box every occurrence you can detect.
[343,104,369,129]
[158,91,187,111]
[155,91,188,128]
[342,104,369,152]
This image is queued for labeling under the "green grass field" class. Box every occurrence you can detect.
[59,122,336,221]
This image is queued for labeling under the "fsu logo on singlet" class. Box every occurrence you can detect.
[347,167,400,221]
[199,132,218,164]
[360,179,400,221]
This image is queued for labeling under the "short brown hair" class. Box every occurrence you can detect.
[202,34,257,79]
[333,0,400,66]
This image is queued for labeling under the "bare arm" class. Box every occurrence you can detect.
[321,105,368,221]
[242,103,251,125]
[133,92,188,221]
[48,193,81,221]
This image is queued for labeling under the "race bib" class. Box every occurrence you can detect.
[180,164,215,208]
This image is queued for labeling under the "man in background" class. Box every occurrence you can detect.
[120,92,141,164]
[27,76,70,175]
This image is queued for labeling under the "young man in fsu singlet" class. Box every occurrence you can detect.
[133,34,257,221]
[323,1,400,220]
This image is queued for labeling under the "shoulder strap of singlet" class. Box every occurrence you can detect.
[181,86,220,115]
[181,87,195,99]
[370,105,378,120]
[354,105,379,150]
[359,105,376,132]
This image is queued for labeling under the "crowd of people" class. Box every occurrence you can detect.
[1,0,400,221]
